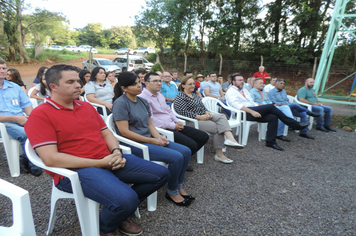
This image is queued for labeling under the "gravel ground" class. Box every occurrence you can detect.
[1,116,356,235]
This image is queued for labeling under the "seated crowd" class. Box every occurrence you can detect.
[0,58,336,235]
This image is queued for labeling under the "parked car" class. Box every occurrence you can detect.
[114,48,133,55]
[82,58,121,75]
[49,45,64,51]
[139,57,154,71]
[112,56,144,72]
[133,47,155,55]
[157,48,170,54]
[25,45,34,49]
[64,45,79,52]
[78,45,98,54]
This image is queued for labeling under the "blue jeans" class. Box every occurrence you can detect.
[166,101,173,107]
[2,121,27,152]
[276,106,294,136]
[311,105,332,128]
[288,103,308,134]
[123,141,191,196]
[56,154,169,233]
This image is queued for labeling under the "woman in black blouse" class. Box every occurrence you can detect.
[174,76,244,164]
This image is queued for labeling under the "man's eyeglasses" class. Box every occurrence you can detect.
[149,80,163,84]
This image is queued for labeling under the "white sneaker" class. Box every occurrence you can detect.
[214,155,233,164]
[224,139,244,149]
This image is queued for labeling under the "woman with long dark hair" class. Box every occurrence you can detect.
[6,68,27,94]
[32,66,48,87]
[84,67,113,115]
[30,68,49,105]
[79,69,91,96]
[112,72,193,207]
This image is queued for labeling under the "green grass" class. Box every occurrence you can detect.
[332,115,356,129]
[96,47,116,54]
[26,49,87,62]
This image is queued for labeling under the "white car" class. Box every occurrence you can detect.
[114,48,133,55]
[112,56,144,72]
[133,47,155,55]
[82,58,121,75]
[78,45,98,54]
[140,57,154,71]
[49,45,64,51]
[64,45,79,52]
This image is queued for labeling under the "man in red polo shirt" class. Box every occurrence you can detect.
[253,66,271,84]
[25,64,169,236]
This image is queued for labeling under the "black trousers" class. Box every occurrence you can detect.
[168,125,209,156]
[246,104,299,145]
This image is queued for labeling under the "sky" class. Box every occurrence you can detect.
[24,0,147,29]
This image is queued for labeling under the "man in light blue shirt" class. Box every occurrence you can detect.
[203,72,231,117]
[160,71,179,106]
[0,58,42,176]
[250,78,294,142]
[268,79,320,139]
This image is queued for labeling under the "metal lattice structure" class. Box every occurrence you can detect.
[314,0,356,105]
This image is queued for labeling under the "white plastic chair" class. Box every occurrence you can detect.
[27,87,39,108]
[171,105,206,163]
[84,94,109,121]
[25,140,139,236]
[225,101,267,146]
[0,123,21,177]
[106,114,168,212]
[294,95,314,130]
[202,97,242,141]
[0,179,36,236]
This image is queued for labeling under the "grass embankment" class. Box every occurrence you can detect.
[95,47,116,54]
[26,49,88,63]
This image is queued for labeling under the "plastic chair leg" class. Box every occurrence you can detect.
[197,147,204,164]
[5,139,21,177]
[147,192,157,212]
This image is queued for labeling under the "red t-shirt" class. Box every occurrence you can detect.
[195,81,201,89]
[25,98,110,185]
[253,71,270,84]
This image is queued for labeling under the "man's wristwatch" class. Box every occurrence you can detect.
[111,148,122,154]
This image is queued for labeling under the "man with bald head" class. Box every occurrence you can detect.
[297,78,335,132]
[253,66,271,84]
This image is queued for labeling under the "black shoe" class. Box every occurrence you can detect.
[266,143,284,151]
[308,111,321,117]
[186,166,193,172]
[20,156,29,173]
[299,133,315,139]
[324,126,336,132]
[181,194,196,201]
[28,163,42,177]
[293,122,310,130]
[165,193,191,206]
[276,135,290,142]
[316,126,329,132]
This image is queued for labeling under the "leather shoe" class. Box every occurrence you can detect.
[293,122,310,130]
[316,126,329,132]
[20,156,29,173]
[186,166,193,172]
[276,135,290,142]
[165,192,191,206]
[181,194,196,201]
[118,220,142,235]
[308,111,321,117]
[100,230,122,236]
[28,162,42,176]
[266,143,284,151]
[214,155,233,164]
[324,126,336,132]
[299,133,315,139]
[223,139,244,149]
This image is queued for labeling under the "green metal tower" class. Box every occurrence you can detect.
[314,0,356,105]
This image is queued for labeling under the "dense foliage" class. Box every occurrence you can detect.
[0,0,355,65]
